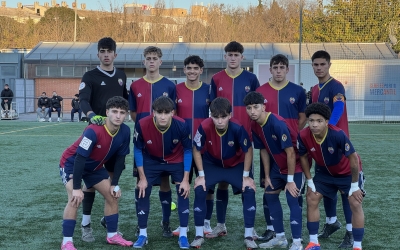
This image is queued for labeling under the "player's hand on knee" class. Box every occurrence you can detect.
[111,185,121,199]
[349,183,363,203]
[242,177,256,192]
[285,182,299,197]
[137,179,148,198]
[194,176,206,191]
[71,189,84,208]
[307,179,316,192]
[179,180,191,199]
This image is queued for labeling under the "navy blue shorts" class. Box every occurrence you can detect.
[143,159,185,187]
[203,161,250,195]
[265,163,305,192]
[313,170,366,200]
[60,165,109,189]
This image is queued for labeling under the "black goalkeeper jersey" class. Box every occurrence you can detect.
[79,66,128,117]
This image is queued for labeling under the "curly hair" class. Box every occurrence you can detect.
[305,102,331,120]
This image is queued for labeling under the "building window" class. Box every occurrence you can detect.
[1,66,16,76]
[36,65,49,76]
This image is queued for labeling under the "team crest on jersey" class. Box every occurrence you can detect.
[345,143,350,151]
[173,139,179,144]
[272,135,277,141]
[228,141,234,147]
[79,82,85,90]
[118,78,123,86]
[244,139,247,146]
[245,86,250,92]
[264,99,268,104]
[282,134,287,142]
[324,97,329,104]
[219,87,223,91]
[163,92,169,97]
[328,147,334,154]
[194,130,202,147]
[289,97,295,104]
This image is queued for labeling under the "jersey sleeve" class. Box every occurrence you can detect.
[274,122,293,150]
[297,87,307,113]
[208,83,215,105]
[76,128,98,157]
[297,134,308,156]
[337,130,355,157]
[133,122,144,150]
[117,126,131,156]
[252,131,264,149]
[128,86,137,112]
[79,72,93,114]
[251,75,261,90]
[237,125,251,153]
[180,121,192,151]
[210,77,217,100]
[193,125,206,151]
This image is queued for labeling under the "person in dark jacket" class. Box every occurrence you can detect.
[37,92,50,122]
[49,91,63,122]
[71,94,82,122]
[1,84,14,116]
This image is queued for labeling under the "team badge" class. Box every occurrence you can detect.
[289,97,295,104]
[163,92,169,97]
[79,82,85,90]
[173,139,179,144]
[334,93,345,103]
[272,135,277,140]
[245,86,250,92]
[264,99,268,104]
[244,139,247,146]
[228,141,234,146]
[328,147,334,154]
[118,78,123,86]
[345,143,350,151]
[194,130,202,147]
[282,134,287,142]
[324,97,329,104]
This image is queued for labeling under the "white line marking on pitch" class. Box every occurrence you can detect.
[0,124,62,135]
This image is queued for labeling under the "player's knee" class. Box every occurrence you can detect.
[349,196,363,211]
[306,192,321,206]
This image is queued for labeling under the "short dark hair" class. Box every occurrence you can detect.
[270,54,289,67]
[305,102,331,120]
[42,92,46,95]
[106,96,129,112]
[144,46,163,58]
[210,97,231,117]
[224,41,244,54]
[4,84,9,86]
[184,55,204,68]
[98,37,117,52]
[243,91,265,106]
[74,94,79,97]
[152,96,175,113]
[311,50,331,63]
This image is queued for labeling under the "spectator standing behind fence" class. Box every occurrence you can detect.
[1,84,13,118]
[71,94,82,122]
[49,91,63,122]
[37,92,50,122]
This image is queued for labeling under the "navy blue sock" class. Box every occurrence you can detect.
[352,228,364,242]
[82,191,95,216]
[263,194,272,226]
[307,221,319,235]
[105,214,118,233]
[265,193,284,233]
[298,195,303,209]
[176,185,189,227]
[205,199,214,220]
[62,219,76,237]
[159,190,172,223]
[341,193,352,224]
[135,188,139,218]
[216,188,228,224]
[193,186,207,226]
[286,191,302,239]
[323,194,337,218]
[242,187,256,228]
[137,186,152,229]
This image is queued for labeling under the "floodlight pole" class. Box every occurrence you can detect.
[298,0,303,84]
[74,0,77,42]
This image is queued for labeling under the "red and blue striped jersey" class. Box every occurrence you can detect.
[210,69,260,138]
[194,118,251,168]
[129,76,176,122]
[297,125,357,176]
[134,116,191,164]
[252,113,302,174]
[60,124,131,171]
[311,78,349,137]
[176,81,213,139]
[257,81,306,133]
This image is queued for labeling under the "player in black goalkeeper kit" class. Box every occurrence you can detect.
[78,37,129,242]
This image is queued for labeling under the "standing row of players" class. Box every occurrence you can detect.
[58,37,365,250]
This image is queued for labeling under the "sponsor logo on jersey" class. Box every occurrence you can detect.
[311,147,316,152]
[244,139,247,146]
[118,78,123,86]
[282,134,287,142]
[101,81,106,86]
[163,92,169,97]
[228,141,234,146]
[345,143,350,151]
[219,87,223,91]
[147,140,152,144]
[328,147,334,154]
[264,98,268,104]
[272,135,277,141]
[324,97,329,104]
[79,136,92,150]
[290,97,295,104]
[137,93,142,97]
[79,82,85,90]
[173,139,179,144]
[178,99,182,103]
[245,86,250,92]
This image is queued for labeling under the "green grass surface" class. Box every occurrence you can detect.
[0,121,399,249]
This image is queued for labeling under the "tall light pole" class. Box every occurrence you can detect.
[74,0,77,42]
[298,0,304,84]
